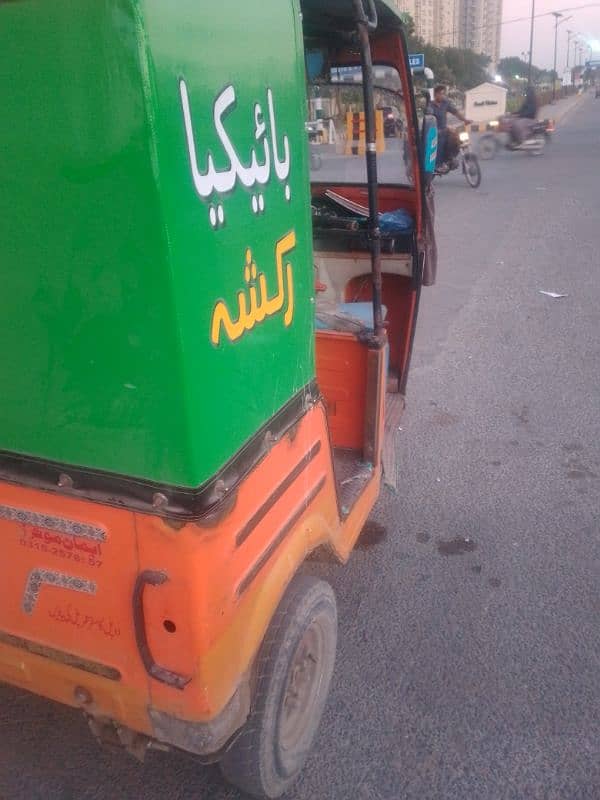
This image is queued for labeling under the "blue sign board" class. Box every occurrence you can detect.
[409,54,425,70]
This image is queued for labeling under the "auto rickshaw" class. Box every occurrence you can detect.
[0,1,437,797]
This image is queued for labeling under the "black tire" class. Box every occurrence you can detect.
[478,134,497,160]
[219,575,338,799]
[463,153,482,188]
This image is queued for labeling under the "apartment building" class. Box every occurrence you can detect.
[394,0,459,47]
[459,0,502,65]
[393,0,502,64]
[481,0,503,67]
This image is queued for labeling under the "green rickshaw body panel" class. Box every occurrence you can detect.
[0,0,314,488]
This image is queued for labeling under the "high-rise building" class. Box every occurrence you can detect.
[458,0,502,66]
[482,0,503,67]
[394,0,460,48]
[393,0,503,65]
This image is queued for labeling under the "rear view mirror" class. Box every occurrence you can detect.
[422,114,438,175]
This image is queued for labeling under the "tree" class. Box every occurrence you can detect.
[444,48,491,89]
[497,57,544,84]
[403,13,492,91]
[498,56,530,79]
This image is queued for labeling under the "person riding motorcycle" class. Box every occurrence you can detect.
[510,87,539,147]
[428,85,471,173]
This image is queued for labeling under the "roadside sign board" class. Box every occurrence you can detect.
[409,54,425,70]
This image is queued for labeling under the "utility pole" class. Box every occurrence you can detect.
[552,13,562,102]
[570,37,581,84]
[551,15,571,102]
[527,0,536,86]
[566,30,573,69]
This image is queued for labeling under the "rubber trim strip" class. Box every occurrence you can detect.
[0,381,319,522]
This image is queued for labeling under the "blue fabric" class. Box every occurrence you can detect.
[379,209,414,234]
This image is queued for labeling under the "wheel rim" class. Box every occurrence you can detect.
[464,156,480,187]
[279,619,325,759]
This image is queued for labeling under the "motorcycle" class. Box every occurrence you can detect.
[435,128,482,189]
[478,116,554,160]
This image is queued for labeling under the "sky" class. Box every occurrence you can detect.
[500,1,600,72]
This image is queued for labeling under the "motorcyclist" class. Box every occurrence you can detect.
[428,85,471,172]
[510,87,539,146]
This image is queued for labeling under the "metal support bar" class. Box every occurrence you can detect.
[353,0,384,344]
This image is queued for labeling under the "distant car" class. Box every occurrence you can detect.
[380,105,403,137]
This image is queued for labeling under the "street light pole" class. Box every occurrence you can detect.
[528,0,536,86]
[551,15,572,101]
[566,30,573,69]
[552,13,562,102]
[571,37,582,84]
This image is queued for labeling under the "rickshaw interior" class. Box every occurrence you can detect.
[301,0,422,506]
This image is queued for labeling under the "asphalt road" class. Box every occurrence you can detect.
[1,93,599,800]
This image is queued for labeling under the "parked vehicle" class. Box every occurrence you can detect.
[0,1,437,798]
[436,128,482,189]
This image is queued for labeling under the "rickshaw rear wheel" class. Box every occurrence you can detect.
[219,574,337,799]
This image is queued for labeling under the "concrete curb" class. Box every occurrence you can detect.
[539,92,586,127]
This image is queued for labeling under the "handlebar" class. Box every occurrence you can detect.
[353,0,378,31]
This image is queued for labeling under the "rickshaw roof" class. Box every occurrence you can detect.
[301,0,405,37]
[0,0,317,502]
